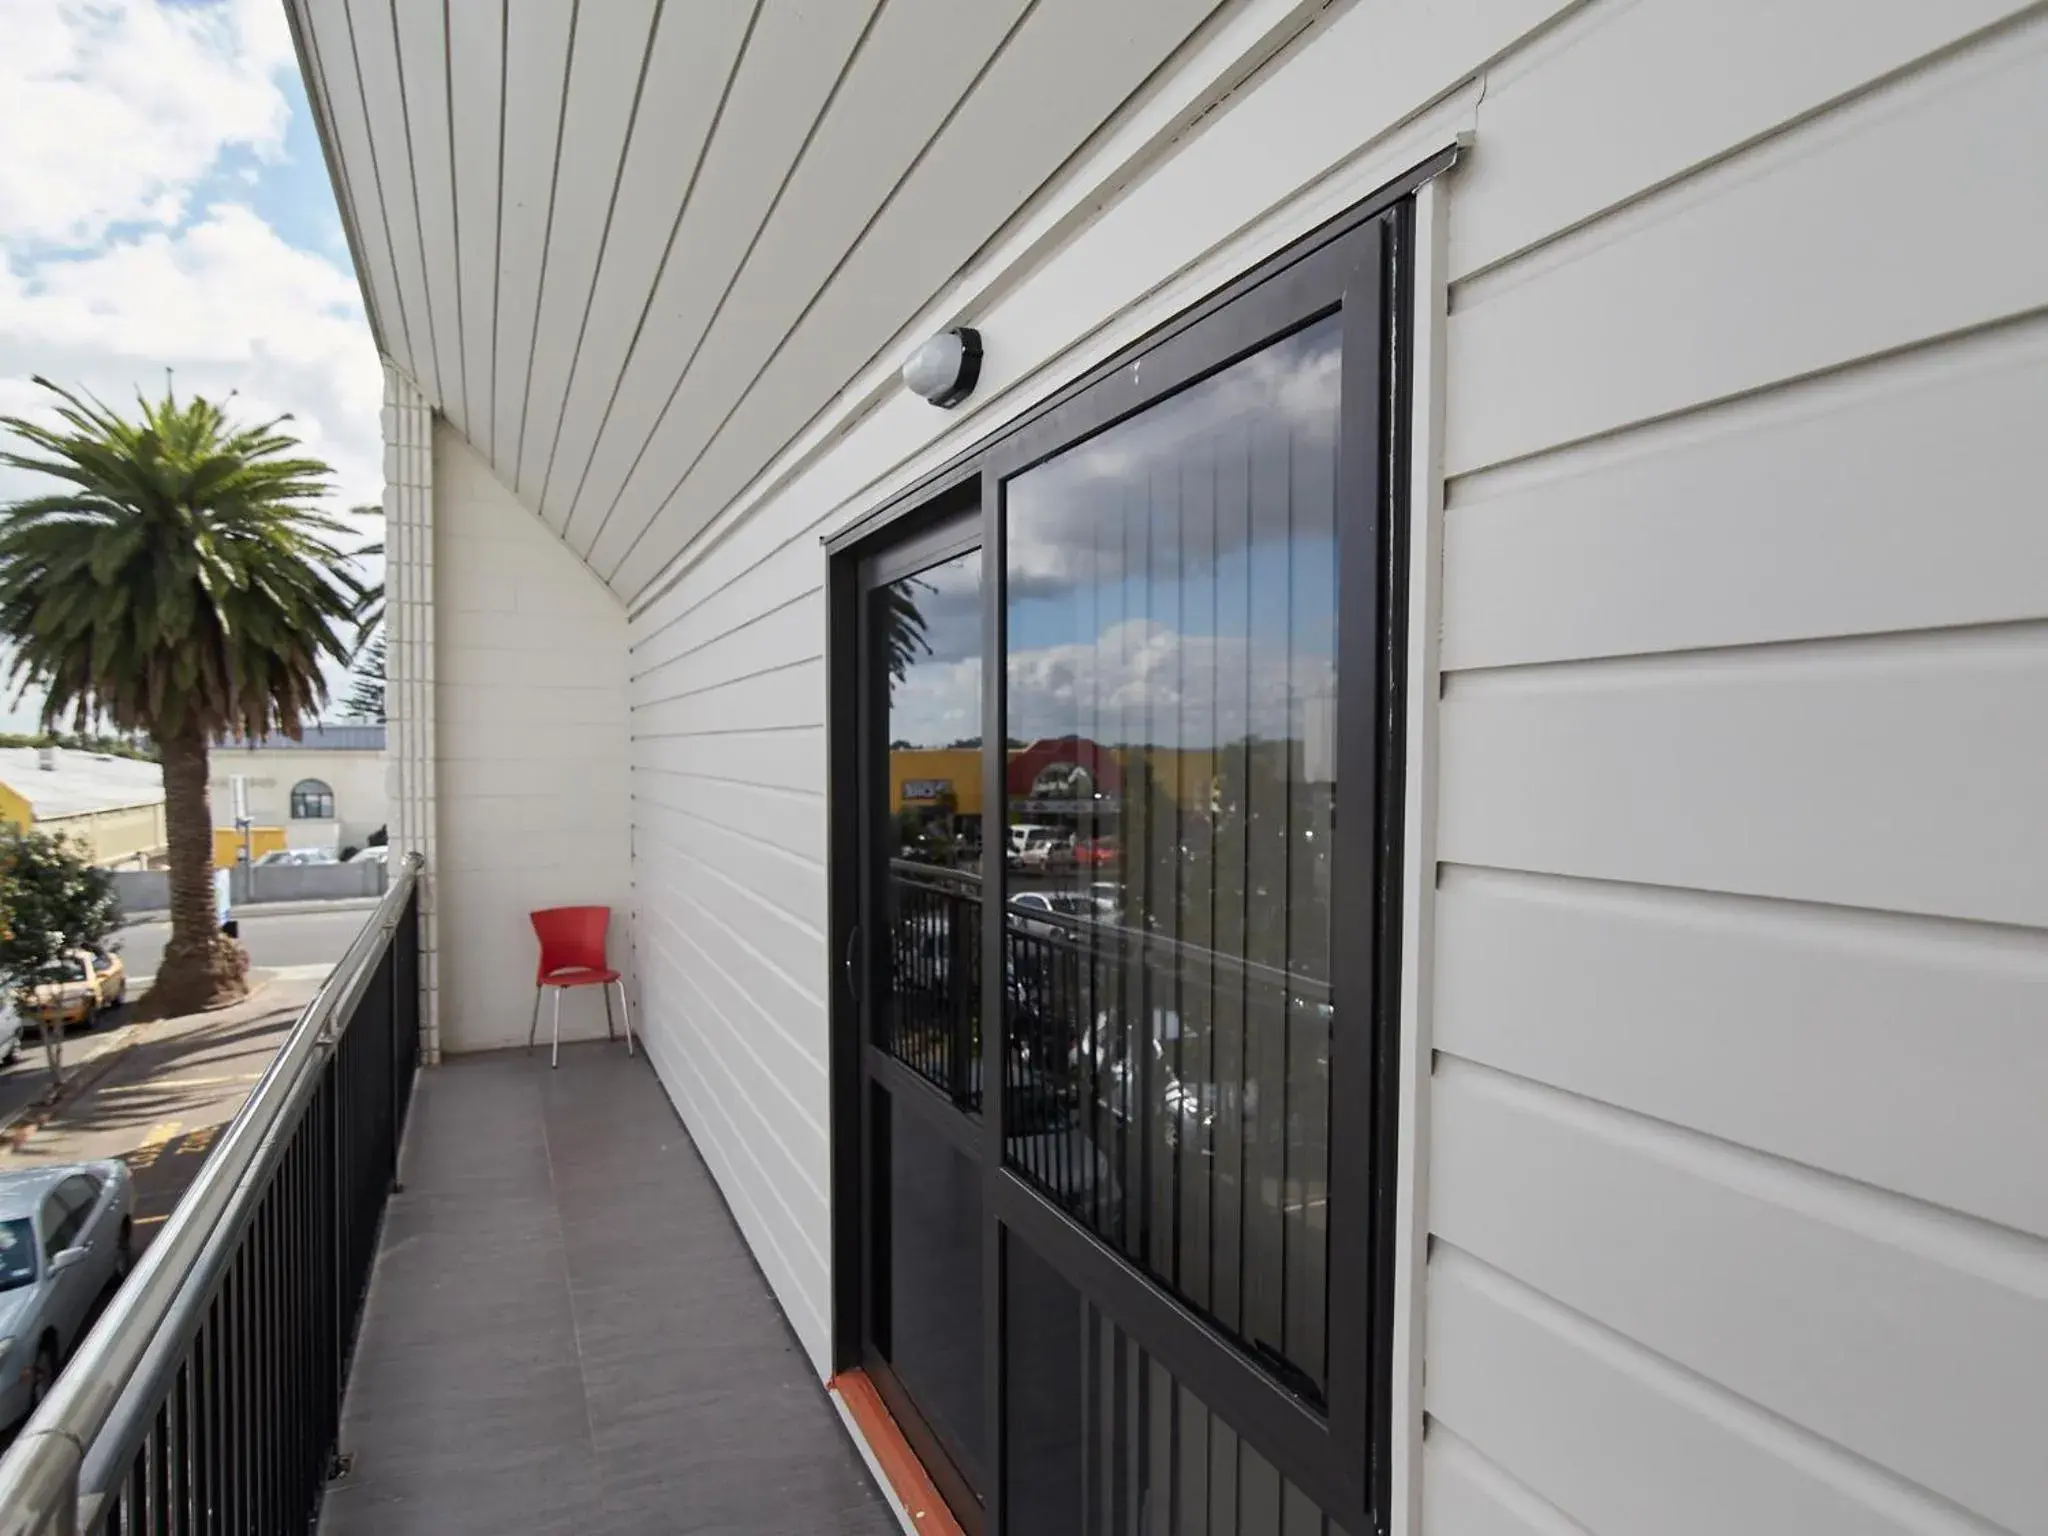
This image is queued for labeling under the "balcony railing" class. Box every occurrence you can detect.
[0,854,424,1536]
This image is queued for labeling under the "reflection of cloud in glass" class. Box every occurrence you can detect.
[1006,317,1340,600]
[1007,619,1328,748]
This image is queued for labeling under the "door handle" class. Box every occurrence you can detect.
[844,925,861,1003]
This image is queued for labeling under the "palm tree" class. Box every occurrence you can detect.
[0,378,361,1016]
[342,522,386,723]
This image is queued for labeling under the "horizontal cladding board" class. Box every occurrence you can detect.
[632,802,825,934]
[515,0,660,502]
[639,873,828,1084]
[611,0,1232,588]
[631,770,824,866]
[1427,1248,1960,1536]
[491,0,575,477]
[565,0,882,555]
[1430,1062,2048,1532]
[535,0,755,531]
[629,543,823,676]
[633,726,825,797]
[1444,17,2048,475]
[1437,627,2048,928]
[1434,867,2048,1238]
[1442,317,2048,670]
[1448,0,2029,278]
[631,659,822,738]
[1423,1425,1592,1536]
[631,595,823,703]
[638,938,831,1177]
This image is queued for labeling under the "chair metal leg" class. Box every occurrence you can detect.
[527,986,542,1054]
[551,988,562,1070]
[602,984,617,1042]
[616,978,636,1056]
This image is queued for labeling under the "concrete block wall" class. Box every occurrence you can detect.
[431,420,632,1053]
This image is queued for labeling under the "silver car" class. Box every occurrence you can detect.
[0,1162,135,1424]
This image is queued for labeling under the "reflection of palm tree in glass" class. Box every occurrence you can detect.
[882,575,933,686]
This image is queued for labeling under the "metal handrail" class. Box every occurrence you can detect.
[0,852,425,1536]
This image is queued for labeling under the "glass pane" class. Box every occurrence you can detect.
[881,1094,986,1485]
[1002,318,1339,1399]
[1004,1236,1347,1536]
[876,546,984,1104]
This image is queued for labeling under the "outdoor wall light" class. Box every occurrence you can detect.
[902,326,982,409]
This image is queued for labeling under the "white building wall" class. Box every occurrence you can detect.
[619,0,2047,1528]
[433,421,633,1056]
[208,748,389,849]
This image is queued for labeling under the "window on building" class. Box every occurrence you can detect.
[290,779,335,820]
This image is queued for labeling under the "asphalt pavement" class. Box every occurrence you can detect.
[0,903,370,1129]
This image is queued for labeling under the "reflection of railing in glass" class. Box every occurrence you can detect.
[1001,894,1331,1403]
[883,860,982,1109]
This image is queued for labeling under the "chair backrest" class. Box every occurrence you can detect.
[530,906,611,980]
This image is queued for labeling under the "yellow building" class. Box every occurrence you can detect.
[0,746,168,868]
[888,748,982,817]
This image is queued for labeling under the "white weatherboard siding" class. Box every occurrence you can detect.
[433,423,632,1057]
[619,0,2048,1528]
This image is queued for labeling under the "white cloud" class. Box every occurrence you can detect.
[0,205,384,510]
[0,0,294,249]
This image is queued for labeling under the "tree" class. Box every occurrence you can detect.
[0,826,118,1087]
[342,631,385,723]
[341,523,385,722]
[0,379,360,1016]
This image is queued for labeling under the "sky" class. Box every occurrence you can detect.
[0,0,384,732]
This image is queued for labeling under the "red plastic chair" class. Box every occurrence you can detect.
[527,906,634,1068]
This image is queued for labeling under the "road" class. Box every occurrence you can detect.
[0,905,368,1128]
[110,903,375,984]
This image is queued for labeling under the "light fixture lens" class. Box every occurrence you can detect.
[902,327,982,409]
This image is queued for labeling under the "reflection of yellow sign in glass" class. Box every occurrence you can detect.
[902,778,952,802]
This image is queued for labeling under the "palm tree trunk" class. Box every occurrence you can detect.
[144,729,247,1017]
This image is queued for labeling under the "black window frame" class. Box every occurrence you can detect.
[827,152,1440,1535]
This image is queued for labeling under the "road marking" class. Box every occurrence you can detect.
[128,1120,183,1171]
[177,1126,220,1156]
[100,1073,263,1095]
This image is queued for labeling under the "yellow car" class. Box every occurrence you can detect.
[27,949,127,1032]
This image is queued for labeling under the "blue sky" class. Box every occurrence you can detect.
[0,0,383,732]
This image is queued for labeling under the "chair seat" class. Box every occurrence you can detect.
[540,966,619,988]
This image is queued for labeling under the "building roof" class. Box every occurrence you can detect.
[0,747,163,820]
[221,725,386,752]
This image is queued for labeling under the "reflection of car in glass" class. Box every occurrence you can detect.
[1015,828,1072,873]
[1075,835,1119,868]
[0,1161,135,1426]
[1006,890,1099,937]
[27,949,127,1032]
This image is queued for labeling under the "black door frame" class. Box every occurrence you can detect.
[827,149,1445,1535]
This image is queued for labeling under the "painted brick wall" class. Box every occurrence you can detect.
[432,419,632,1054]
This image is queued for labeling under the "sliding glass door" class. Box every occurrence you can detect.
[832,172,1432,1536]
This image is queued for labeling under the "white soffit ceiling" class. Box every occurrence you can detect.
[289,0,1230,602]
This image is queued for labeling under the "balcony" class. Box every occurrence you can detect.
[0,864,897,1536]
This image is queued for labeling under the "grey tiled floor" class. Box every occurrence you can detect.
[318,1043,897,1536]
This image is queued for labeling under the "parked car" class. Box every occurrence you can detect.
[0,1161,135,1425]
[1007,890,1100,937]
[1075,835,1119,868]
[26,948,127,1032]
[346,845,390,866]
[254,848,338,867]
[0,999,21,1066]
